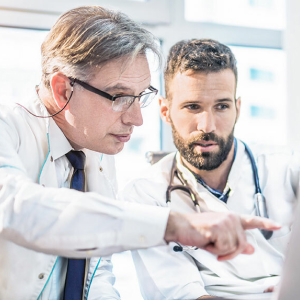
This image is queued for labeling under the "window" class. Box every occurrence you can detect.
[230,45,287,146]
[0,27,48,104]
[185,0,286,29]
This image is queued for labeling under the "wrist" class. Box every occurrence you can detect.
[164,211,181,243]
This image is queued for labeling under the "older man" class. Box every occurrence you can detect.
[0,8,279,300]
[123,39,298,299]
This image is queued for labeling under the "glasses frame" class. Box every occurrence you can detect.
[69,77,158,109]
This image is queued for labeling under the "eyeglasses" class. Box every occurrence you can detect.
[69,77,158,112]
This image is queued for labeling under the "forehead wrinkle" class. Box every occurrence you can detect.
[117,71,151,83]
[94,55,151,94]
[104,73,151,94]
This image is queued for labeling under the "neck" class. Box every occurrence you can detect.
[182,141,235,192]
[39,85,58,116]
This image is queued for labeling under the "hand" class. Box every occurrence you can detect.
[264,285,278,293]
[164,211,281,261]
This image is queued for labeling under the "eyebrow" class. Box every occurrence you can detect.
[183,98,234,104]
[216,98,234,103]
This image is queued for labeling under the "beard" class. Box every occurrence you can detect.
[171,121,235,171]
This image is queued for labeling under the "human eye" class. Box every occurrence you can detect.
[216,103,230,111]
[185,103,200,110]
[121,96,135,106]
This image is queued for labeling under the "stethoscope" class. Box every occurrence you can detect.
[167,141,273,252]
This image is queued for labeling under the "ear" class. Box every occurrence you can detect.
[159,95,171,125]
[49,73,73,109]
[235,97,241,123]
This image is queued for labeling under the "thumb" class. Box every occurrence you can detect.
[241,243,255,255]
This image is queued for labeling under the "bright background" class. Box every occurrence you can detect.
[0,0,299,299]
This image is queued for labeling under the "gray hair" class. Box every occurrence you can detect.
[41,6,161,89]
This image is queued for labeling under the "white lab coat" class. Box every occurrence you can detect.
[123,140,300,299]
[0,99,169,300]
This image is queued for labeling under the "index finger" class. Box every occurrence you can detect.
[240,215,281,231]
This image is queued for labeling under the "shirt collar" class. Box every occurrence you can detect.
[48,118,73,160]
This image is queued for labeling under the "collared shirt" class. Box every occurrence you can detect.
[40,118,73,300]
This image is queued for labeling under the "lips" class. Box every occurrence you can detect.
[194,140,217,147]
[192,140,218,151]
[111,133,132,143]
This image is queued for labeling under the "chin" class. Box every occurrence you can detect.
[97,144,125,155]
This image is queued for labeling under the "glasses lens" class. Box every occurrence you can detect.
[140,92,156,108]
[112,96,135,112]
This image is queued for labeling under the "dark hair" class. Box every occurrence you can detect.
[164,39,237,99]
[41,6,161,89]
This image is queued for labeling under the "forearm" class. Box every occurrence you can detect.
[0,170,169,257]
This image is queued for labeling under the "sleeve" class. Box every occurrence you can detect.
[0,115,170,258]
[87,256,120,300]
[122,179,208,299]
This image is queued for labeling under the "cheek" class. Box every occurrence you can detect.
[65,112,76,126]
[215,115,236,133]
[171,111,195,131]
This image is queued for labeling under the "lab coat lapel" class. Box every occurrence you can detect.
[227,139,248,196]
[38,117,71,189]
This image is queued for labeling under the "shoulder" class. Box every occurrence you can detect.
[237,140,298,162]
[252,143,299,165]
[132,152,175,183]
[0,100,47,133]
[239,141,300,176]
[121,152,176,206]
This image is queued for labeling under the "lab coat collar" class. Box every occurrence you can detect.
[175,152,199,189]
[226,139,246,195]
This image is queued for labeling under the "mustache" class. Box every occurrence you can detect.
[189,132,221,144]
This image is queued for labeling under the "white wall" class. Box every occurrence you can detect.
[286,0,300,149]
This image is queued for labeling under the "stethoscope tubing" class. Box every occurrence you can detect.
[167,140,273,252]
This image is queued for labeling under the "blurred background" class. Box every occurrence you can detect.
[0,0,299,298]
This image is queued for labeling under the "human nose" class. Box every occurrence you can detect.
[196,110,216,133]
[122,99,143,127]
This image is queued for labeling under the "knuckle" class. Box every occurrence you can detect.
[210,221,220,231]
